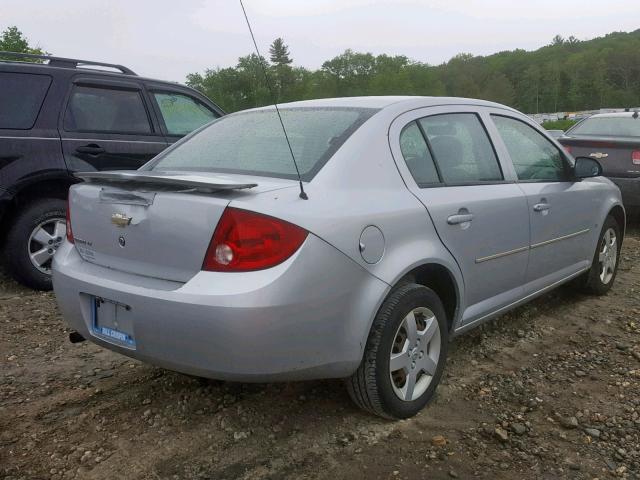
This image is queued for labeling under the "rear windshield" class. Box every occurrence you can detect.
[149,107,378,181]
[569,116,640,137]
[0,72,52,129]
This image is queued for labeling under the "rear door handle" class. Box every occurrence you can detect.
[447,213,474,225]
[76,144,105,155]
[533,203,550,212]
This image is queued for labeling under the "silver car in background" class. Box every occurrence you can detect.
[53,97,625,419]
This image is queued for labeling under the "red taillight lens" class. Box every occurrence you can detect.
[65,197,74,244]
[632,150,640,165]
[203,207,308,272]
[563,145,572,155]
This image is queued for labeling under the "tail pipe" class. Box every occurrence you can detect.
[69,331,86,343]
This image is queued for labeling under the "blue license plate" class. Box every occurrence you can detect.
[91,296,136,347]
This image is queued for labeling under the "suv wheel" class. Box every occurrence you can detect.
[346,283,448,419]
[4,198,66,290]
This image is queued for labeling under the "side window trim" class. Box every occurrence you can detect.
[413,119,444,186]
[490,113,572,183]
[61,81,156,136]
[418,111,506,187]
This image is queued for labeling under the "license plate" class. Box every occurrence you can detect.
[91,296,136,347]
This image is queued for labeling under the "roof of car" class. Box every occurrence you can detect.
[250,95,518,112]
[587,111,640,118]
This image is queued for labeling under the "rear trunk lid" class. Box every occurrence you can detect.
[68,171,295,282]
[559,135,640,178]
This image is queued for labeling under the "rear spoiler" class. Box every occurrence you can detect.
[74,171,258,192]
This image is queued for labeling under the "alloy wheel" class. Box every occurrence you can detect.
[389,307,441,401]
[598,227,617,284]
[28,219,66,274]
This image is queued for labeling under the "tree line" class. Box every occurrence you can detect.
[2,25,639,115]
[187,30,640,114]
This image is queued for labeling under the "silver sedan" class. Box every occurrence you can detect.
[53,96,624,419]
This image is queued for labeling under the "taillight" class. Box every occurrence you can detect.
[203,207,308,272]
[66,197,74,244]
[632,151,640,165]
[563,145,572,155]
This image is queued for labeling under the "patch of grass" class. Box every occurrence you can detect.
[542,119,578,131]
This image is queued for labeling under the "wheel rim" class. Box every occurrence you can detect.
[598,227,617,285]
[389,307,441,402]
[28,219,66,275]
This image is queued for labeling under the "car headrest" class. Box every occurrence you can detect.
[429,136,464,167]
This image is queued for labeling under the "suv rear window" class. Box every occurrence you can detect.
[0,72,51,129]
[569,116,640,137]
[64,86,152,134]
[149,107,377,181]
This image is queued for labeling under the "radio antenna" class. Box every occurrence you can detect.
[239,0,308,200]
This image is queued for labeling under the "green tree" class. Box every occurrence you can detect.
[0,26,46,61]
[269,37,292,66]
[188,28,640,114]
[481,72,516,105]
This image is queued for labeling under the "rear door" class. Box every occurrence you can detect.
[146,85,222,145]
[490,113,594,289]
[0,70,64,193]
[390,106,530,324]
[59,78,167,172]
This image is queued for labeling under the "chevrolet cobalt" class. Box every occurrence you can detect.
[53,97,624,419]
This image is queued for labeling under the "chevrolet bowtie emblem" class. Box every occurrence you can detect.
[589,152,608,160]
[111,213,132,227]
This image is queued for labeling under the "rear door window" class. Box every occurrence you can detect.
[418,113,503,184]
[64,85,152,134]
[492,115,567,182]
[153,92,219,136]
[0,72,51,129]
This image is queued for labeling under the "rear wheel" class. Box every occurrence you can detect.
[4,198,66,290]
[346,283,448,419]
[578,215,621,295]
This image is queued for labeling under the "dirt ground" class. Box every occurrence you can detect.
[1,227,639,480]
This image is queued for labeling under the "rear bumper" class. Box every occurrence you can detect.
[609,176,640,209]
[52,235,389,382]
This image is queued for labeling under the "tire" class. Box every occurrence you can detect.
[346,283,449,419]
[578,215,621,295]
[3,198,67,291]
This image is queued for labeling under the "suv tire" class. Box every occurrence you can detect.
[4,198,66,291]
[346,283,448,419]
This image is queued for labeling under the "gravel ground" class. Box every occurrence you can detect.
[1,225,639,480]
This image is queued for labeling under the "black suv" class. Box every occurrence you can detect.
[0,52,224,290]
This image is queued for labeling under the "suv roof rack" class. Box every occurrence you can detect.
[0,51,136,75]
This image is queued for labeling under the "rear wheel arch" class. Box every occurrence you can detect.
[393,262,460,332]
[1,177,74,233]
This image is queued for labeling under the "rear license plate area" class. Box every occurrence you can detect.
[90,296,136,348]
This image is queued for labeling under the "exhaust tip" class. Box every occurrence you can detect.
[69,331,86,343]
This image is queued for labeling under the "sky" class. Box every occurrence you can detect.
[2,0,640,82]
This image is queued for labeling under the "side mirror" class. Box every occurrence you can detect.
[573,156,602,179]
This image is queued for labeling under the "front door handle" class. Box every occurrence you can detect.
[447,213,474,225]
[533,203,551,212]
[76,144,105,155]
